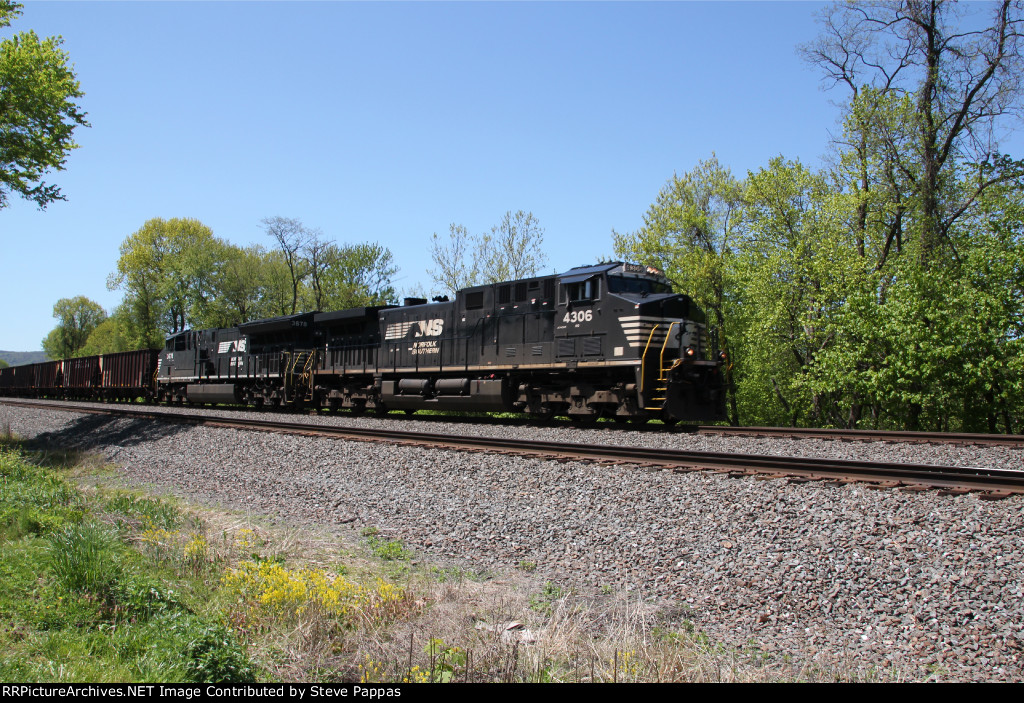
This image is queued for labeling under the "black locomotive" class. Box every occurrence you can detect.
[155,262,726,424]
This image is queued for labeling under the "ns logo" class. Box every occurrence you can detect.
[385,318,445,341]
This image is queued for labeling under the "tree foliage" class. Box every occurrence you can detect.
[103,217,398,347]
[607,3,1024,433]
[0,1,88,209]
[301,234,395,311]
[428,211,547,294]
[261,216,311,315]
[428,224,480,293]
[262,216,398,313]
[613,155,744,423]
[40,295,106,359]
[624,145,1023,432]
[801,0,1024,260]
[77,309,134,357]
[482,210,547,283]
[315,241,397,310]
[106,218,222,346]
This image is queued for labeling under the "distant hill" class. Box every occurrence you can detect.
[0,351,51,366]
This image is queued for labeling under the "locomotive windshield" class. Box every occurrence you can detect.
[607,276,672,296]
[564,278,599,302]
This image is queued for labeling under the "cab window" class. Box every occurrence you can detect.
[564,278,599,303]
[607,276,672,295]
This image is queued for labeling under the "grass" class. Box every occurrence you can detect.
[0,433,903,683]
[364,531,413,562]
[0,441,257,683]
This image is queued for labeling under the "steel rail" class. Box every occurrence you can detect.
[4,396,1022,447]
[696,425,1024,447]
[3,399,1022,496]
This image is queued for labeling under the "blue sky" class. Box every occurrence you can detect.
[2,1,1016,352]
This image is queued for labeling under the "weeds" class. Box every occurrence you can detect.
[363,528,412,562]
[47,523,123,604]
[104,491,181,531]
[0,439,903,683]
[529,582,566,614]
[221,560,410,628]
[176,619,257,683]
[0,444,257,683]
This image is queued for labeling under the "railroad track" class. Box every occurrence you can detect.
[697,424,1024,447]
[6,396,1022,447]
[3,398,1023,498]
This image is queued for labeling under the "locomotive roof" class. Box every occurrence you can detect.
[558,262,666,280]
[238,311,316,334]
[558,263,619,278]
[314,306,397,324]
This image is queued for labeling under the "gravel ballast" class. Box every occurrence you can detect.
[2,401,1023,681]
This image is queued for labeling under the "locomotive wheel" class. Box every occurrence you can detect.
[529,406,556,423]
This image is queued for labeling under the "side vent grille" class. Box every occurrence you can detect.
[557,338,575,357]
[583,337,603,356]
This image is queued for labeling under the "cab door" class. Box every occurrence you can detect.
[555,273,603,359]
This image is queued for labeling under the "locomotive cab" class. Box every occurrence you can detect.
[553,262,725,423]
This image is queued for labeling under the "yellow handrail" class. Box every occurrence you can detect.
[639,324,660,396]
[302,350,316,401]
[659,321,677,380]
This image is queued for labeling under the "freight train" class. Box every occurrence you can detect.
[0,263,726,424]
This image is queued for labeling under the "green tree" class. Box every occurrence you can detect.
[428,224,481,294]
[318,242,397,309]
[77,309,133,356]
[256,249,297,318]
[481,210,547,283]
[613,155,744,424]
[262,216,311,315]
[427,211,547,294]
[303,230,334,311]
[738,157,868,427]
[107,218,226,343]
[802,0,1024,261]
[206,244,277,326]
[0,1,88,209]
[40,295,106,359]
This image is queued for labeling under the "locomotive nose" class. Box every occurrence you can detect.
[664,361,726,423]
